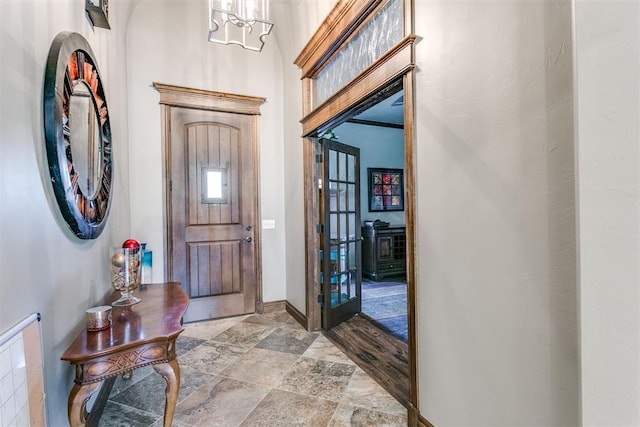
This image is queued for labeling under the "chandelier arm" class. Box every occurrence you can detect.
[208,0,273,52]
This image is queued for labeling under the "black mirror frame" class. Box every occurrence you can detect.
[43,32,113,240]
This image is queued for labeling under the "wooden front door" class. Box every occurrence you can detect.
[167,105,259,323]
[321,139,362,330]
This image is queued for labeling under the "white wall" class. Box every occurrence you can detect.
[333,122,405,225]
[0,1,136,425]
[126,0,287,303]
[270,0,336,313]
[414,0,578,424]
[574,0,640,424]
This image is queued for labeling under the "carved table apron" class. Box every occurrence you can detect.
[61,282,188,427]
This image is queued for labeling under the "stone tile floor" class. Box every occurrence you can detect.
[99,311,407,426]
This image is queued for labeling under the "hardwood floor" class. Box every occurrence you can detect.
[324,314,409,407]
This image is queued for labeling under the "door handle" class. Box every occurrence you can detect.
[244,237,253,243]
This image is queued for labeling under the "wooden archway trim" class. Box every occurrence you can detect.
[294,0,421,424]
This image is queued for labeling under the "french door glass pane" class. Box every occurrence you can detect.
[339,183,347,212]
[339,152,347,180]
[340,213,347,241]
[348,183,355,211]
[330,213,337,239]
[347,155,356,182]
[329,150,337,181]
[348,241,356,270]
[329,181,337,211]
[348,213,356,238]
[349,271,356,300]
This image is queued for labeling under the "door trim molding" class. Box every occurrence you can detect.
[294,0,419,417]
[303,137,322,330]
[154,82,265,114]
[154,82,266,311]
[403,70,419,413]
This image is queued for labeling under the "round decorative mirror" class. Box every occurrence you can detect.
[44,32,112,239]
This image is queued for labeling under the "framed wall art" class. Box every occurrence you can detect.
[367,167,404,212]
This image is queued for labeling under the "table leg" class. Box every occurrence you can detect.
[153,358,181,427]
[68,382,101,427]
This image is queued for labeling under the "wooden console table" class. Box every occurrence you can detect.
[61,282,188,427]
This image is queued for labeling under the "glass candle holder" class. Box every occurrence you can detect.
[110,247,142,306]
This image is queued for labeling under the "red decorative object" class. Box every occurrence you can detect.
[122,239,141,253]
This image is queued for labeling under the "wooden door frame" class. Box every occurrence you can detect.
[153,82,266,311]
[294,0,419,423]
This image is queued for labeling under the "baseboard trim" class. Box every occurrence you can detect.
[407,402,419,426]
[285,301,307,329]
[418,413,434,427]
[261,300,286,313]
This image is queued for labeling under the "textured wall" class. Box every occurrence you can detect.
[575,0,640,424]
[414,0,578,424]
[270,0,336,314]
[126,0,286,302]
[0,1,136,425]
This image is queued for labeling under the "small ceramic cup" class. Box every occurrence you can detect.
[86,305,112,331]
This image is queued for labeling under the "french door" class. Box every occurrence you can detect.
[321,139,362,330]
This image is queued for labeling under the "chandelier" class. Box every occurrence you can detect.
[208,0,274,52]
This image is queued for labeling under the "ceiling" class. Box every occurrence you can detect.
[352,90,404,127]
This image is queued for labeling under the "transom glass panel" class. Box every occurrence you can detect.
[314,0,403,107]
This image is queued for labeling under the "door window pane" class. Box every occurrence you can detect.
[348,213,356,240]
[349,271,357,300]
[348,184,356,211]
[207,171,222,198]
[347,154,355,182]
[339,152,347,181]
[329,150,337,180]
[340,213,347,241]
[348,241,356,270]
[329,181,338,211]
[201,167,228,204]
[330,213,338,240]
[339,183,347,212]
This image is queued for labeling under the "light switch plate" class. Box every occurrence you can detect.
[262,219,275,229]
